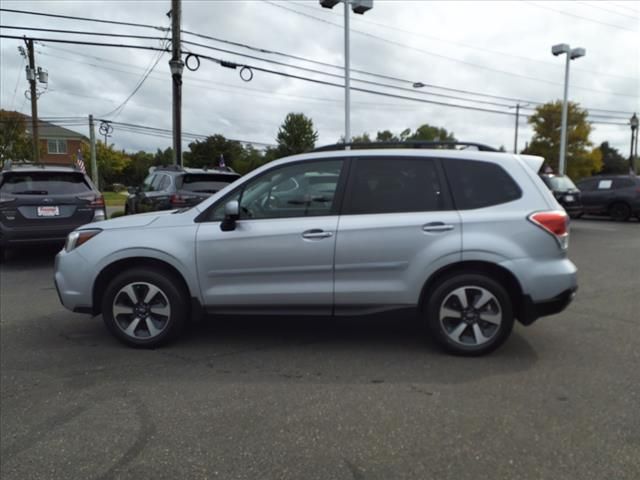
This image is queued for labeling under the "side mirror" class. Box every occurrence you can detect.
[127,186,140,195]
[220,200,239,231]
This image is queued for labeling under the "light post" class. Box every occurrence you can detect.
[552,43,585,175]
[319,0,373,144]
[630,113,639,175]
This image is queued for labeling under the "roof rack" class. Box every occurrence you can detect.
[312,141,499,153]
[1,160,82,171]
[152,164,185,172]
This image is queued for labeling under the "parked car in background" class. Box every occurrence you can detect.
[125,165,241,215]
[539,173,583,218]
[575,175,640,221]
[55,142,577,356]
[0,162,105,257]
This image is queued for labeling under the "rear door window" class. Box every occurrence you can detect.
[612,178,635,189]
[443,159,521,209]
[343,157,448,214]
[0,171,92,195]
[178,173,240,194]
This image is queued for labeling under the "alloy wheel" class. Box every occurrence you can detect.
[112,282,171,340]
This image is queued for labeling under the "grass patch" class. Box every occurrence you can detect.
[103,191,126,207]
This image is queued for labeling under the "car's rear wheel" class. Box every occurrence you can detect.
[426,273,514,356]
[102,268,188,348]
[609,202,631,222]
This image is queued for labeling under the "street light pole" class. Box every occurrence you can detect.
[344,0,351,144]
[552,43,585,176]
[630,113,638,175]
[320,1,372,145]
[558,52,571,175]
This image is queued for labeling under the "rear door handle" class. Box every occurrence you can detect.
[422,222,454,232]
[302,229,334,239]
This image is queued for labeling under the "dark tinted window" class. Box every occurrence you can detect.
[345,157,445,214]
[577,179,598,191]
[0,171,91,195]
[150,175,163,191]
[157,175,171,191]
[612,178,635,189]
[443,159,521,209]
[178,173,240,193]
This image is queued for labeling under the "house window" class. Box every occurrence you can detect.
[47,139,68,154]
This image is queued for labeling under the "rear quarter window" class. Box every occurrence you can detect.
[0,171,92,195]
[612,178,635,189]
[443,159,522,209]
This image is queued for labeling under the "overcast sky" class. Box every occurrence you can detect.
[1,0,639,157]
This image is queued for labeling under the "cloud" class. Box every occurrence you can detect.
[1,0,638,157]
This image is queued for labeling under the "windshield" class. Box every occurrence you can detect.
[0,171,91,195]
[545,175,577,191]
[177,173,240,193]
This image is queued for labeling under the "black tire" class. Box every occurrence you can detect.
[124,204,130,215]
[609,202,631,222]
[425,273,514,356]
[102,267,188,348]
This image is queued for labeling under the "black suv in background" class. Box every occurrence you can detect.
[0,162,106,256]
[576,175,640,221]
[539,173,583,218]
[125,165,241,215]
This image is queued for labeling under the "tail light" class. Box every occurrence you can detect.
[90,195,105,209]
[170,194,196,206]
[528,210,569,250]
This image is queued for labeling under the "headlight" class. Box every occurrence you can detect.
[65,229,101,252]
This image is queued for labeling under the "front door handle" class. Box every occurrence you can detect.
[422,222,454,232]
[302,229,333,239]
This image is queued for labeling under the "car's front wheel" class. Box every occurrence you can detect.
[426,273,514,356]
[102,268,188,348]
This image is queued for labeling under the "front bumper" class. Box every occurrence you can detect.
[518,287,578,326]
[54,249,94,313]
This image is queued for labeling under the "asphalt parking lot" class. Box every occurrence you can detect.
[1,218,638,480]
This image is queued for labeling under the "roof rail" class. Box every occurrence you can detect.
[312,141,499,153]
[153,164,184,172]
[1,160,82,171]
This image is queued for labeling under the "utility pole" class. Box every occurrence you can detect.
[169,0,184,166]
[89,115,99,188]
[25,38,39,163]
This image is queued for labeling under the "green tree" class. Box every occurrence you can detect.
[122,150,154,186]
[81,141,131,186]
[523,101,599,179]
[274,113,318,158]
[0,110,33,164]
[406,124,456,142]
[183,135,245,169]
[350,132,372,143]
[376,130,398,142]
[153,147,174,166]
[598,141,628,174]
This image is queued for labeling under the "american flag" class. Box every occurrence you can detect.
[75,149,87,173]
[218,153,226,169]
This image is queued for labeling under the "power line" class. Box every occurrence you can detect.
[0,25,166,41]
[576,1,640,20]
[287,0,638,82]
[265,0,639,98]
[0,33,168,53]
[100,29,171,118]
[0,8,168,31]
[3,19,637,113]
[523,1,639,32]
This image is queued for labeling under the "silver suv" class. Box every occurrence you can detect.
[54,143,577,355]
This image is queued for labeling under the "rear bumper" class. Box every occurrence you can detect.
[518,287,578,326]
[0,223,79,247]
